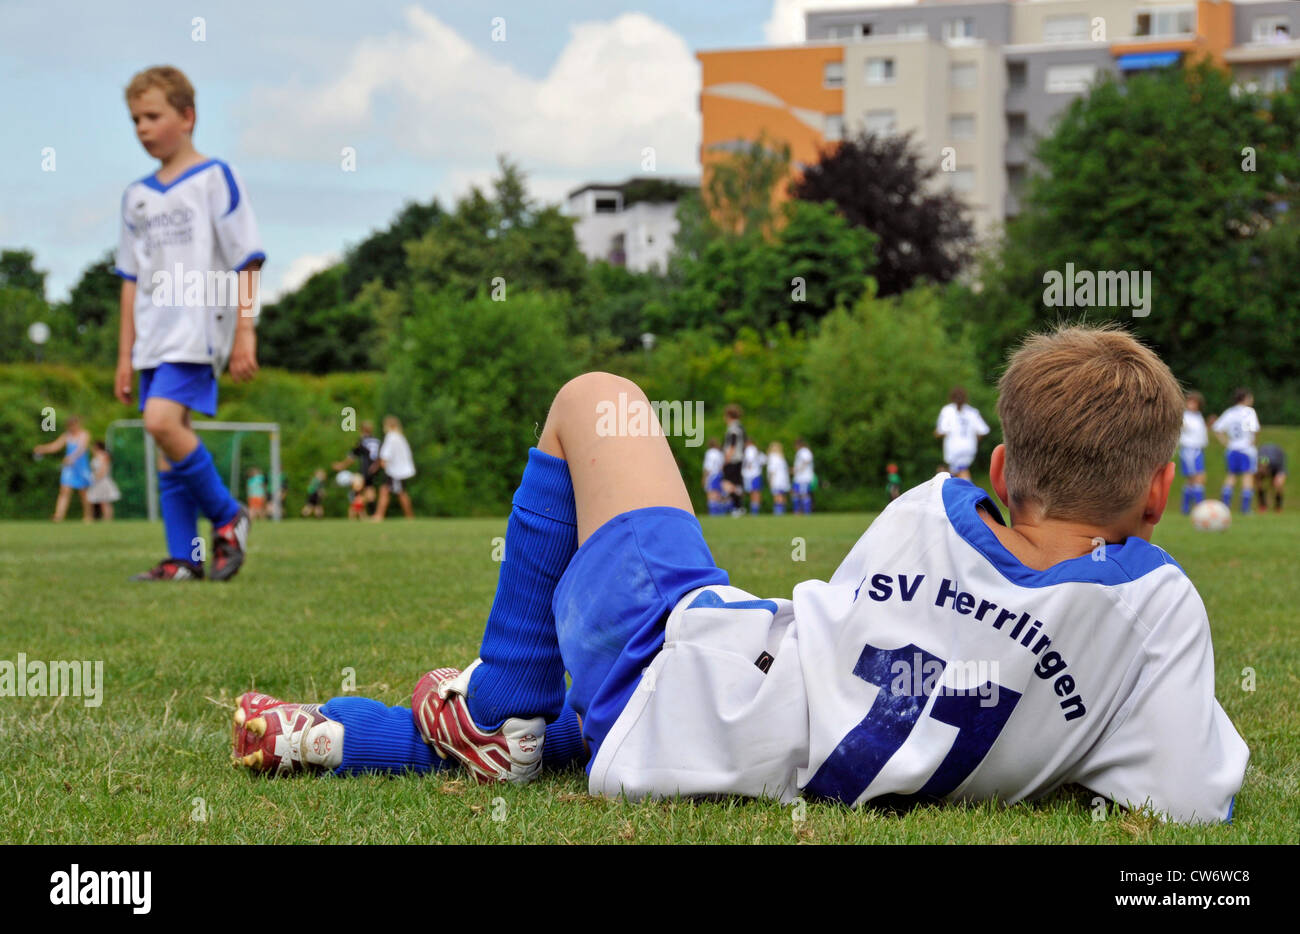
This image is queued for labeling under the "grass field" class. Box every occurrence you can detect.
[1,504,1297,845]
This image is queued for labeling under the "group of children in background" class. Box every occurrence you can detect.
[702,405,815,516]
[31,416,122,522]
[1179,388,1286,515]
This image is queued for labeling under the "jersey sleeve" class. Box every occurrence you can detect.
[935,406,949,435]
[210,162,266,272]
[1246,409,1260,434]
[114,187,138,281]
[973,408,990,436]
[1070,587,1248,824]
[379,434,394,463]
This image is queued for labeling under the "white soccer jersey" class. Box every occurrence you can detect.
[1179,411,1208,450]
[767,453,790,492]
[741,443,766,483]
[114,159,265,372]
[1214,405,1259,453]
[379,432,416,480]
[793,447,814,484]
[591,475,1248,824]
[936,403,990,467]
[703,448,724,478]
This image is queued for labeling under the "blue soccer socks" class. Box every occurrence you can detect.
[542,703,588,770]
[169,441,241,527]
[319,697,448,775]
[468,448,578,729]
[158,468,200,562]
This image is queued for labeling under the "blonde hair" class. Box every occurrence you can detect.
[383,415,403,432]
[997,324,1182,524]
[768,441,784,456]
[125,66,196,126]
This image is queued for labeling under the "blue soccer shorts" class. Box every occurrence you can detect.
[1180,446,1205,476]
[551,506,728,766]
[1226,449,1256,475]
[139,362,218,417]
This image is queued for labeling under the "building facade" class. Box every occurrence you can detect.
[699,0,1300,236]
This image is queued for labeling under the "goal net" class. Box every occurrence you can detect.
[104,419,283,521]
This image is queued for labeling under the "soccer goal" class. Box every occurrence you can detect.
[104,419,283,521]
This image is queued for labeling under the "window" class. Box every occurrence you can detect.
[1253,17,1292,43]
[594,197,619,214]
[860,23,874,38]
[898,21,926,38]
[1007,61,1027,91]
[951,62,978,89]
[825,114,845,141]
[1007,112,1027,139]
[946,169,975,193]
[826,24,855,40]
[866,57,896,85]
[1007,165,1027,195]
[1043,14,1089,43]
[1134,7,1194,38]
[864,109,897,136]
[943,17,975,41]
[824,61,844,88]
[1264,66,1290,91]
[949,114,976,139]
[1046,64,1097,93]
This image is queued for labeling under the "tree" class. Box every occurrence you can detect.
[340,199,445,296]
[790,131,974,296]
[652,198,875,337]
[799,286,988,507]
[405,156,587,300]
[381,287,579,514]
[0,249,46,296]
[702,133,791,238]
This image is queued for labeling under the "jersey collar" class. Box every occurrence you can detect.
[140,158,220,193]
[940,477,1183,587]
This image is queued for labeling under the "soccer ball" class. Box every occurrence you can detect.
[1190,499,1231,532]
[334,470,354,488]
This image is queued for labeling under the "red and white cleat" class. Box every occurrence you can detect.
[231,692,343,776]
[412,660,545,784]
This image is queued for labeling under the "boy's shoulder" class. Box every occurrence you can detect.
[122,158,244,210]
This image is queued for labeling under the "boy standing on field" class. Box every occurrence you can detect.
[113,65,264,581]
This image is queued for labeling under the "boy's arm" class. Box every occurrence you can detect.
[114,279,136,405]
[229,259,262,383]
[33,434,66,455]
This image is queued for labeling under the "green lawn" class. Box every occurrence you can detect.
[0,506,1295,844]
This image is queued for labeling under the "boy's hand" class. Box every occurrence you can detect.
[114,358,134,405]
[229,329,258,382]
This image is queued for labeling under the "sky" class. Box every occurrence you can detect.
[0,0,906,301]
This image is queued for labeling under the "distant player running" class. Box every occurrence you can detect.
[1214,388,1261,514]
[1254,444,1287,513]
[935,387,990,481]
[113,66,262,581]
[231,325,1246,824]
[1178,391,1209,514]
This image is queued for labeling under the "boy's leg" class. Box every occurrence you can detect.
[372,485,390,521]
[53,486,70,521]
[413,372,709,780]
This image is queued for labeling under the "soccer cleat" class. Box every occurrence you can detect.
[231,692,343,776]
[210,505,250,582]
[129,558,204,582]
[412,660,545,784]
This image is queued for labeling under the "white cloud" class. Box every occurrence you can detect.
[764,0,919,44]
[266,251,341,302]
[243,6,700,180]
